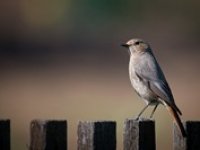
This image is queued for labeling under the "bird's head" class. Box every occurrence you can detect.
[121,38,151,55]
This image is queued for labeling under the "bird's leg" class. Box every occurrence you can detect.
[135,103,150,120]
[150,104,158,118]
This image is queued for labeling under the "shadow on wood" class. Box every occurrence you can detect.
[173,121,200,150]
[78,121,116,150]
[30,120,67,150]
[0,120,10,150]
[124,118,155,150]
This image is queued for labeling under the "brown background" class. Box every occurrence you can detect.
[0,0,200,149]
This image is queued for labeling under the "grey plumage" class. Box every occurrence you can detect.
[121,38,186,137]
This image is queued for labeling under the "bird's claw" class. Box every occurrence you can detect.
[135,116,140,121]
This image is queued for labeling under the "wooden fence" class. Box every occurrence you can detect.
[0,119,200,150]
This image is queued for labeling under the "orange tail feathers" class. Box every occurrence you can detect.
[166,105,187,137]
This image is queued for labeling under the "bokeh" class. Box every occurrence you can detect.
[0,0,200,149]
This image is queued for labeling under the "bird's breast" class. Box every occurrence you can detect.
[129,60,156,103]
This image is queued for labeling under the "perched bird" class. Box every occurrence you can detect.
[121,38,186,137]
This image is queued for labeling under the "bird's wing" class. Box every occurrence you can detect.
[135,53,182,115]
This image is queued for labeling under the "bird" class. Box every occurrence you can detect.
[121,38,186,137]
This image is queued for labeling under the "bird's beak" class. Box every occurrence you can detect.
[121,43,129,48]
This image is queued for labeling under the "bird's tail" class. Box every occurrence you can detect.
[166,105,187,137]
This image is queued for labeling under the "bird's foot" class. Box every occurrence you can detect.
[135,116,140,121]
[149,114,153,119]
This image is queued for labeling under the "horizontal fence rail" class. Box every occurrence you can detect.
[0,119,200,150]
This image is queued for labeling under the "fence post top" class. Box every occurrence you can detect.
[125,117,155,122]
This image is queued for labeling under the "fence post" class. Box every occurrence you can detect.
[173,121,200,150]
[29,120,67,150]
[0,120,10,150]
[123,118,156,150]
[77,121,116,150]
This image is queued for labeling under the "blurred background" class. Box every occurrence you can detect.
[0,0,200,149]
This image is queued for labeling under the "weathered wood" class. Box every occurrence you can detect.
[0,120,10,150]
[30,120,67,150]
[173,121,200,150]
[77,121,116,150]
[123,118,155,150]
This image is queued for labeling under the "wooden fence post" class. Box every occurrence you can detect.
[124,118,156,150]
[30,120,67,150]
[0,120,10,150]
[77,121,116,150]
[173,121,200,150]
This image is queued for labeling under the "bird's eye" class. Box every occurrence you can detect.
[135,41,140,45]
